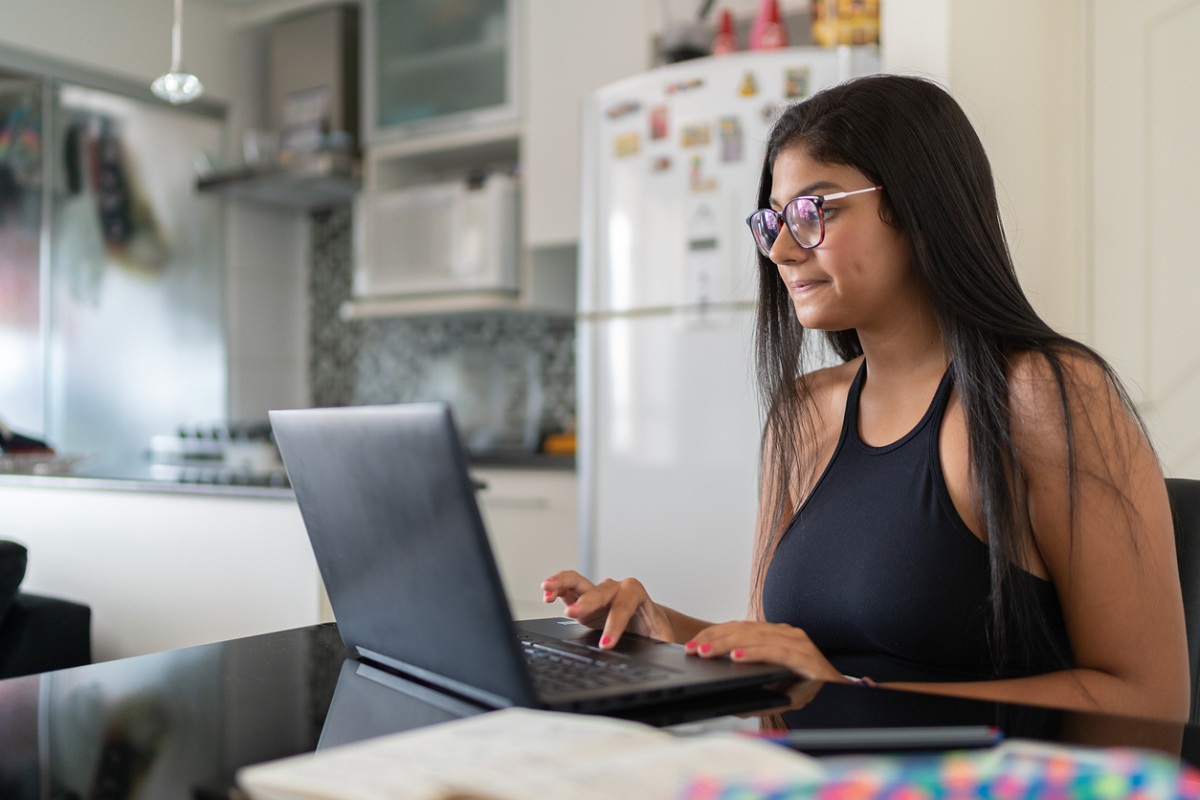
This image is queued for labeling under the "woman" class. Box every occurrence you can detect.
[544,75,1189,722]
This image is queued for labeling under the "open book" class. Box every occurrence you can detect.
[238,706,1200,800]
[236,707,822,800]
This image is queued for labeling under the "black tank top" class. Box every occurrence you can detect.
[761,361,1071,682]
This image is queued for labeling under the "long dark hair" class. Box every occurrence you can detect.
[750,74,1144,674]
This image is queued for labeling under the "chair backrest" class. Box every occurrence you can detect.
[1166,477,1200,724]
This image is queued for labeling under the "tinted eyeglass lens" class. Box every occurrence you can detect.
[786,197,822,248]
[748,198,826,255]
[749,210,782,256]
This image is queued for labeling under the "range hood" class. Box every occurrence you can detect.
[197,4,360,211]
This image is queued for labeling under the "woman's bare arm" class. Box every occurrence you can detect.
[891,351,1190,721]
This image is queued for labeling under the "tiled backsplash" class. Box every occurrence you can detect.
[307,207,576,452]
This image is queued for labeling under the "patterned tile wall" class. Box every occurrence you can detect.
[307,206,576,452]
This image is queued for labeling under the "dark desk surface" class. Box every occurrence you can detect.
[0,623,1195,799]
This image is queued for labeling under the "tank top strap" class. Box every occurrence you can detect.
[840,359,870,444]
[928,363,956,420]
[842,360,955,449]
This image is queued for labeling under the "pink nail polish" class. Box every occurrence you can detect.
[600,635,612,646]
[684,639,697,650]
[731,649,745,660]
[699,643,713,655]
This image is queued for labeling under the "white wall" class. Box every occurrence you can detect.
[881,0,1088,339]
[224,201,310,420]
[949,2,1088,340]
[0,0,236,103]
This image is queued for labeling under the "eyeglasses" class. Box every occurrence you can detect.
[746,185,883,255]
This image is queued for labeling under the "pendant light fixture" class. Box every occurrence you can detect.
[151,0,204,104]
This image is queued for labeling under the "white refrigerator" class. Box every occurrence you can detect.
[577,47,879,622]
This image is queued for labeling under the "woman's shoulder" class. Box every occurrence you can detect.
[797,357,862,417]
[1004,344,1135,461]
[1005,345,1117,414]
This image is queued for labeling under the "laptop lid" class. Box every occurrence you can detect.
[271,402,790,712]
[271,402,538,708]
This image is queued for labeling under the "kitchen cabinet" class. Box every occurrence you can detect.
[362,0,518,146]
[471,467,578,620]
[1,480,323,662]
[347,0,653,318]
[520,0,653,248]
[0,465,575,660]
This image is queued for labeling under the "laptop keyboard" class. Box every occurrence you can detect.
[519,635,673,694]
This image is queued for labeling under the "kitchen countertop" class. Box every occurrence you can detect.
[466,451,576,470]
[0,459,295,499]
[0,451,575,499]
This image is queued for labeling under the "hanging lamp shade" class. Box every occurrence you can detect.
[152,0,204,104]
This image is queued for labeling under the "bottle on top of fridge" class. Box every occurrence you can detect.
[749,0,788,50]
[711,8,738,55]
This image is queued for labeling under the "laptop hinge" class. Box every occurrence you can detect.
[357,646,520,709]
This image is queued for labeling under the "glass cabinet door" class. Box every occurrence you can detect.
[365,0,518,142]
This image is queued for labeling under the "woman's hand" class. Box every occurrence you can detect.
[685,620,847,684]
[541,571,675,648]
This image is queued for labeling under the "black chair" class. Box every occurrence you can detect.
[1167,477,1200,724]
[0,539,92,679]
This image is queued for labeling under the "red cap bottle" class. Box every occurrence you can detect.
[749,0,788,50]
[712,9,738,56]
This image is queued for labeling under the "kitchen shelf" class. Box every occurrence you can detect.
[365,124,520,191]
[197,149,361,210]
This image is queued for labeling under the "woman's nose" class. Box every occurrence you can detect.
[769,226,806,263]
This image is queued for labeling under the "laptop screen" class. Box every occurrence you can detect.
[270,403,537,708]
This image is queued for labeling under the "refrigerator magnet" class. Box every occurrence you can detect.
[649,105,669,141]
[614,132,640,158]
[719,116,743,163]
[651,155,672,173]
[666,77,705,95]
[739,71,759,97]
[606,100,641,120]
[785,67,811,100]
[689,155,717,192]
[681,122,711,148]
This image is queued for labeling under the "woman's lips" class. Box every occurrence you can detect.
[789,280,824,295]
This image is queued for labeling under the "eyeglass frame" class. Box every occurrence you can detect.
[745,185,884,255]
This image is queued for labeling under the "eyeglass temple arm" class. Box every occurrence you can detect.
[822,186,883,201]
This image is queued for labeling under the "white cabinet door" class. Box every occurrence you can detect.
[472,468,578,620]
[522,0,652,247]
[4,484,321,662]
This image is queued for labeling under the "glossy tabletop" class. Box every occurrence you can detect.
[0,623,1196,799]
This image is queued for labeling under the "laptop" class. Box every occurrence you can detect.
[269,402,790,713]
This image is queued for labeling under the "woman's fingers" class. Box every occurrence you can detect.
[541,570,594,607]
[684,621,844,682]
[541,574,670,648]
[592,578,671,648]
